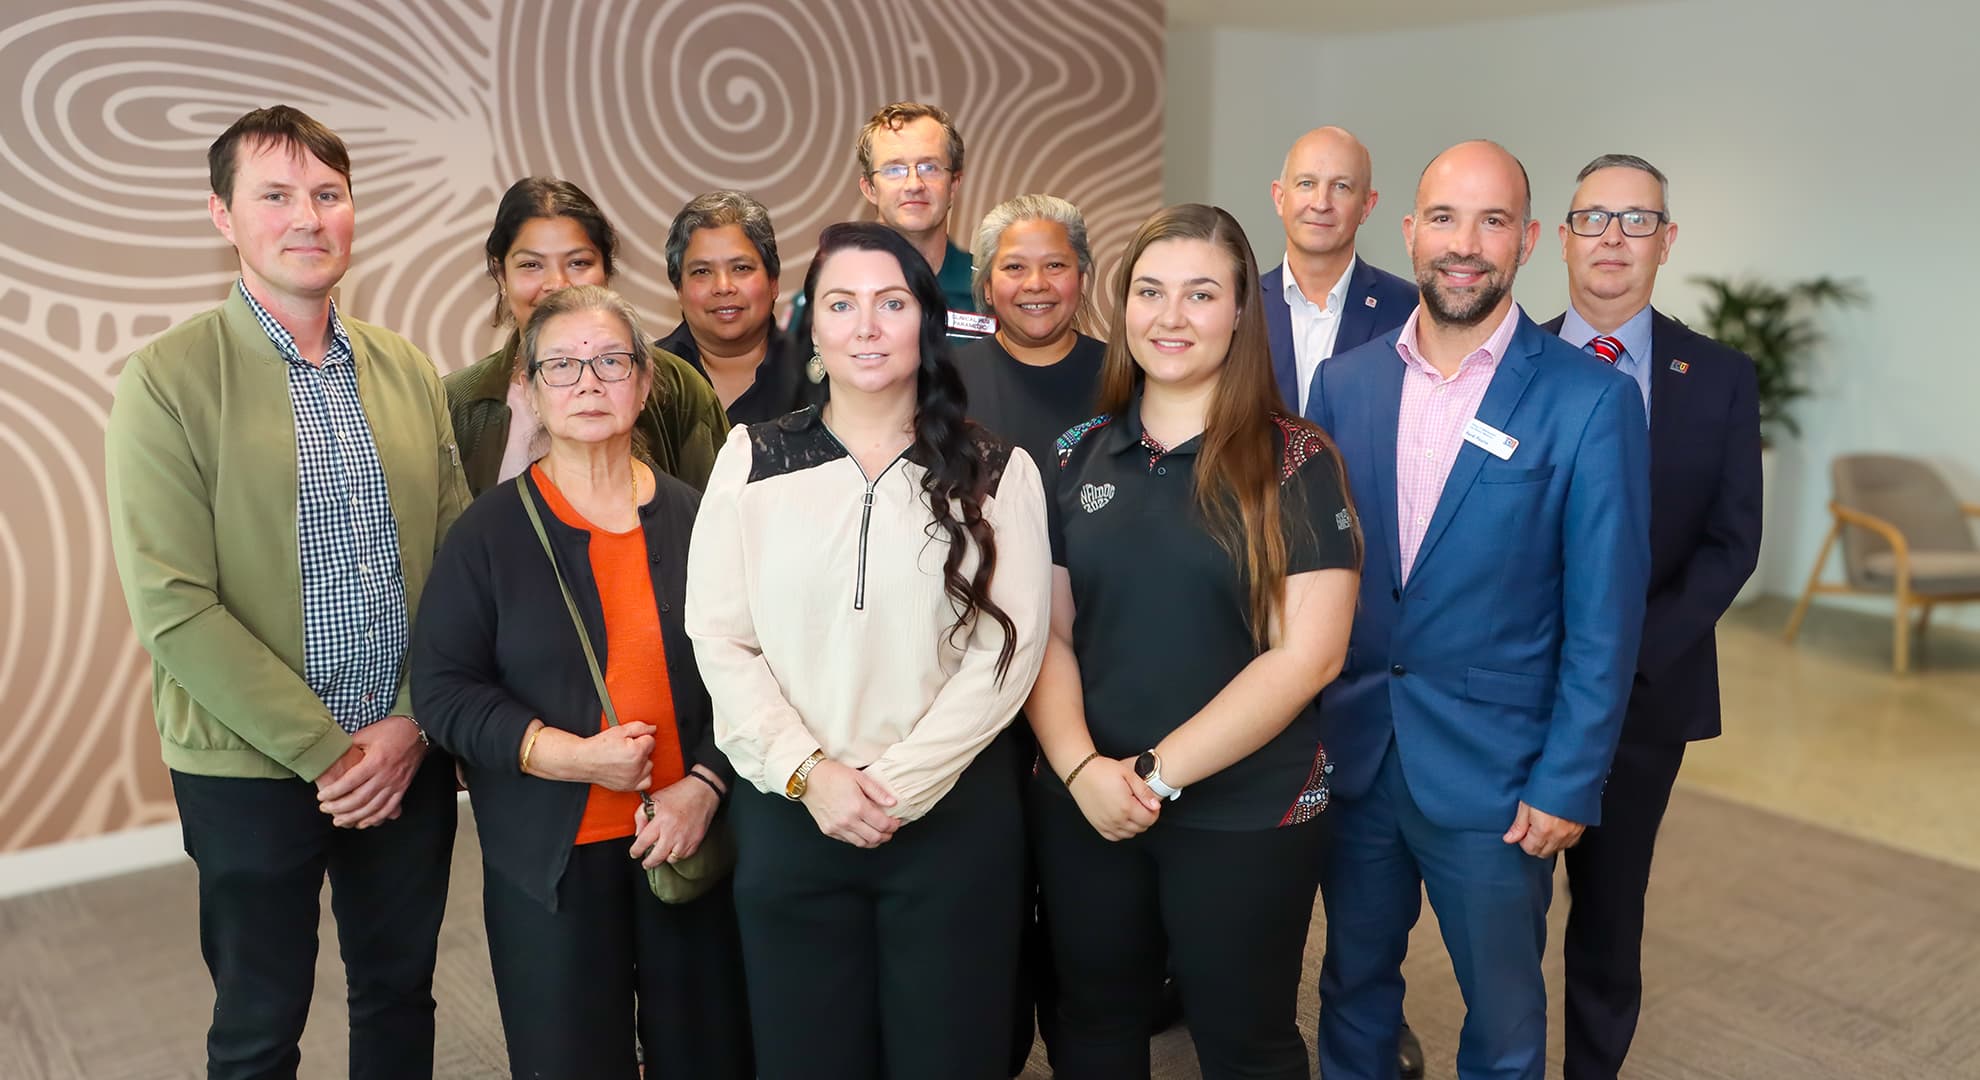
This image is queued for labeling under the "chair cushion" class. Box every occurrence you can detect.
[1861,550,1980,595]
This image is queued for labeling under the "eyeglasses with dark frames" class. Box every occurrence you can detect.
[1566,208,1670,238]
[529,351,640,387]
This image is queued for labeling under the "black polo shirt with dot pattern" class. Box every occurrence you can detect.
[1043,395,1359,830]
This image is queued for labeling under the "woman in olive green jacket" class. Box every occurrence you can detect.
[448,177,728,494]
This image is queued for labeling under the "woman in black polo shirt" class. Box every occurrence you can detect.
[1027,203,1362,1080]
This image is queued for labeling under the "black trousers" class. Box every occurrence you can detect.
[1004,725,1059,1076]
[1562,739,1687,1080]
[730,736,1023,1080]
[1030,785,1328,1080]
[480,837,753,1079]
[170,754,456,1080]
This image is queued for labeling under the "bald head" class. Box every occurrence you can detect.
[1280,127,1372,188]
[1403,139,1541,331]
[1417,139,1531,223]
[1272,126,1379,262]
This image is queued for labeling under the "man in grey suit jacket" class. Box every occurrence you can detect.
[1262,126,1418,414]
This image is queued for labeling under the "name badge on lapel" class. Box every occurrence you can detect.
[1461,417,1518,461]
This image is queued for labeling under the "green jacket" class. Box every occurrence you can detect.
[444,339,729,496]
[105,286,473,781]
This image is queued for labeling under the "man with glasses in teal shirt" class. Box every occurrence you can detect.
[789,101,990,344]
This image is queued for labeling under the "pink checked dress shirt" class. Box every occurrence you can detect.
[1394,304,1522,582]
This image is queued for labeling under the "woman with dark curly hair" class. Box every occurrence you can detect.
[685,221,1051,1079]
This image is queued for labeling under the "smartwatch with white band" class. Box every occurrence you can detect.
[1134,750,1182,801]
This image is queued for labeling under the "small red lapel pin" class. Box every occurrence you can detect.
[1364,296,1378,307]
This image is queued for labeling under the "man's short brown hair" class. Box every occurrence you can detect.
[208,105,352,205]
[855,102,965,178]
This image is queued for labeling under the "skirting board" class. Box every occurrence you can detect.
[0,821,187,900]
[0,792,473,900]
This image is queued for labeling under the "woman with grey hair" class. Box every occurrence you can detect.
[413,283,751,1078]
[957,193,1107,469]
[658,189,806,424]
[956,193,1108,1075]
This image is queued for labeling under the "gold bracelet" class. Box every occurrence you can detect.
[1063,751,1102,788]
[519,725,544,774]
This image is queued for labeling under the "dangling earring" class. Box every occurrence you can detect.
[807,350,826,384]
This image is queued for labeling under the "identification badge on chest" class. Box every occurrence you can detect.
[1461,417,1518,460]
[947,311,997,336]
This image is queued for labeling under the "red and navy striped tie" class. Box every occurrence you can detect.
[1589,335,1624,365]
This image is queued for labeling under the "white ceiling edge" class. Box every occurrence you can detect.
[1166,0,1662,35]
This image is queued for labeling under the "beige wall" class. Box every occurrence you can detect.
[0,0,1164,852]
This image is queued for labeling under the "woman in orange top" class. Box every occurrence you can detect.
[412,285,749,1078]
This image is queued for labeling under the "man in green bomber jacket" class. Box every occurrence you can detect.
[105,105,471,1080]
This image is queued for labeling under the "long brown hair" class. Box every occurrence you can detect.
[1098,203,1359,646]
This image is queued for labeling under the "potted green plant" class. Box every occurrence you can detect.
[1689,275,1866,446]
[1691,275,1865,603]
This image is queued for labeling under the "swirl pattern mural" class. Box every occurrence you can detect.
[0,0,1163,852]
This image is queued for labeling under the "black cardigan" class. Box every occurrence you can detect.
[411,469,732,911]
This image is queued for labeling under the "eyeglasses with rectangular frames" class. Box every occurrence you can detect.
[530,351,640,387]
[1566,208,1670,238]
[869,162,952,183]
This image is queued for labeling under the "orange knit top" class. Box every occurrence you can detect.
[533,464,686,845]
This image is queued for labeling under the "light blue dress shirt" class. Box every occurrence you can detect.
[1560,304,1653,424]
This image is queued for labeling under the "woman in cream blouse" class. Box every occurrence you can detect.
[685,221,1050,1080]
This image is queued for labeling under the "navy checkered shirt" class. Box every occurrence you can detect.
[240,283,409,734]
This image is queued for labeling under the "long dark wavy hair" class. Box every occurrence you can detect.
[798,221,1019,680]
[1099,203,1361,646]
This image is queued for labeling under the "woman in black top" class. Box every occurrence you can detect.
[412,285,749,1079]
[656,190,807,425]
[955,194,1106,467]
[955,192,1109,1073]
[1026,204,1362,1080]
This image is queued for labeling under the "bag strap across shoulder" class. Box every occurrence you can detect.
[518,475,654,815]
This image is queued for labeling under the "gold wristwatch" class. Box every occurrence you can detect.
[784,749,827,800]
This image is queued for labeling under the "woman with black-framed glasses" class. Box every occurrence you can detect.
[413,284,751,1078]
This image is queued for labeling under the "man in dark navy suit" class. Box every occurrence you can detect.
[1262,126,1418,415]
[1546,153,1762,1080]
[1265,124,1427,1077]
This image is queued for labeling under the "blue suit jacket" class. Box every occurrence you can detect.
[1305,311,1651,830]
[1261,255,1418,411]
[1544,309,1762,745]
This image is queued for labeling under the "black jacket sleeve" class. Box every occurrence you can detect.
[410,500,541,773]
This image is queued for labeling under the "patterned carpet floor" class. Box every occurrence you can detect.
[4,782,1978,1079]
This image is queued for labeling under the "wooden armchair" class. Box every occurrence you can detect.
[1784,455,1980,673]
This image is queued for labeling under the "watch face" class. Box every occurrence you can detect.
[1134,751,1157,780]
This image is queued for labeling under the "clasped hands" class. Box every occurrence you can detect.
[1069,756,1165,842]
[315,714,426,828]
[801,759,900,849]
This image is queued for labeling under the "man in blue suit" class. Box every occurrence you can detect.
[1547,154,1761,1080]
[1305,140,1651,1080]
[1262,126,1418,414]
